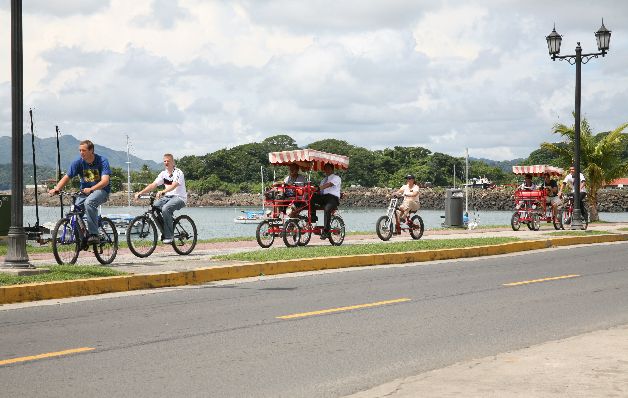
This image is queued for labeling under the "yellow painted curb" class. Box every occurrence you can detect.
[1,234,626,305]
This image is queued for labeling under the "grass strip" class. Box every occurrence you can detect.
[618,227,628,232]
[543,230,614,236]
[0,265,127,286]
[216,237,520,262]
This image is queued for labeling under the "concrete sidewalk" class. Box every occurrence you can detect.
[347,324,628,397]
[21,222,628,274]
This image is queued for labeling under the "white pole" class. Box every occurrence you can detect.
[260,165,264,211]
[126,134,131,207]
[465,148,469,213]
[453,164,456,189]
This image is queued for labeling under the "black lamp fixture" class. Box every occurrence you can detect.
[545,19,611,230]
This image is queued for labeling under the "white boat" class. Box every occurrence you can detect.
[233,210,267,224]
[103,213,136,234]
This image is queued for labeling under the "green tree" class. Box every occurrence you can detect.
[541,117,628,221]
[109,167,126,192]
[262,134,299,151]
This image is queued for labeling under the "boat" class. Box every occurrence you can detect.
[103,213,136,234]
[233,210,268,224]
[464,176,495,189]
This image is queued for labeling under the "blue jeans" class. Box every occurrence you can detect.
[153,196,186,240]
[75,190,109,235]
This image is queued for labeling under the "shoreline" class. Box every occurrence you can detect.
[5,187,628,212]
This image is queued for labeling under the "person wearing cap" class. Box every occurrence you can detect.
[541,172,561,221]
[519,174,537,190]
[394,175,420,232]
[310,163,341,239]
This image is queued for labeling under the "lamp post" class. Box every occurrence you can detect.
[3,0,31,268]
[546,20,611,230]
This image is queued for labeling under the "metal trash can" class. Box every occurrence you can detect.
[444,189,464,227]
[0,194,10,236]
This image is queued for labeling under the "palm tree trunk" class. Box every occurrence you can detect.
[588,188,599,222]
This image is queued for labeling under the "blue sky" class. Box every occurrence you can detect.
[1,0,627,162]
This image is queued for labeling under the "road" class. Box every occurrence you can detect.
[1,242,628,397]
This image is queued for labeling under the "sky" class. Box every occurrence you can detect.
[1,0,627,163]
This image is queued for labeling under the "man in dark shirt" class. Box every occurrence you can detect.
[541,172,561,221]
[49,140,111,243]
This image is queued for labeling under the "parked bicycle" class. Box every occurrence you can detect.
[126,193,198,257]
[376,195,424,241]
[558,193,589,230]
[51,191,118,265]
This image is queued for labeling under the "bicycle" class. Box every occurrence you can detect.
[126,193,198,257]
[376,195,424,241]
[558,193,589,230]
[51,191,119,265]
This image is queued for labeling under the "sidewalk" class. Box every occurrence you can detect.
[347,324,628,397]
[20,222,628,274]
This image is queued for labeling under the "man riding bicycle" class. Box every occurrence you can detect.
[48,140,111,244]
[394,175,419,234]
[559,166,587,210]
[135,153,187,244]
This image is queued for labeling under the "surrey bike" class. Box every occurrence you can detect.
[510,165,563,231]
[51,191,118,265]
[376,195,424,241]
[126,193,198,257]
[255,149,349,248]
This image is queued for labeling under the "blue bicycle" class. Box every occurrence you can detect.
[51,191,119,265]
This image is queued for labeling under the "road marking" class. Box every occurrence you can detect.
[503,274,580,287]
[0,347,95,366]
[277,298,411,319]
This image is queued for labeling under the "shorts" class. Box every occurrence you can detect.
[546,196,561,206]
[400,200,419,213]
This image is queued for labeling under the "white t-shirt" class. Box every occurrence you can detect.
[153,167,187,202]
[284,174,306,185]
[563,173,586,193]
[320,173,341,198]
[400,184,419,203]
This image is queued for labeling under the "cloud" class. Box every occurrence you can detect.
[132,0,190,29]
[0,0,111,17]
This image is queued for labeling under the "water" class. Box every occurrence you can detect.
[22,205,628,240]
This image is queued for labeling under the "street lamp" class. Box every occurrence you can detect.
[546,20,611,229]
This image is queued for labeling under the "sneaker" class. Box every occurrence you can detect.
[162,238,173,244]
[311,215,318,223]
[87,234,100,244]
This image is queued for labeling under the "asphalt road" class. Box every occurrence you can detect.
[1,242,628,397]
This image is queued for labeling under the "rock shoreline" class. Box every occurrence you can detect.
[11,187,628,212]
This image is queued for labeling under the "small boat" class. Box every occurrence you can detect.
[103,213,136,234]
[234,210,267,224]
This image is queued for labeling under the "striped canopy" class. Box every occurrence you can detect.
[268,149,350,171]
[512,165,564,176]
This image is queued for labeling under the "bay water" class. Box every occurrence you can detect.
[22,205,628,240]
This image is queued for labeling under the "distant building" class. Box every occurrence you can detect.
[605,178,628,189]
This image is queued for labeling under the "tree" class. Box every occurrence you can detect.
[541,117,628,221]
[262,134,299,151]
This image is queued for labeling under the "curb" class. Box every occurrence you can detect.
[1,234,627,305]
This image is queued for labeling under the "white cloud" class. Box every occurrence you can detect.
[1,0,627,164]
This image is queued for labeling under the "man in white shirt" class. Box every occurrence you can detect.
[559,165,587,212]
[135,153,187,244]
[310,163,341,239]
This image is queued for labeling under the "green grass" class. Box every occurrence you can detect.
[0,265,127,286]
[618,227,628,232]
[215,237,520,262]
[543,230,614,236]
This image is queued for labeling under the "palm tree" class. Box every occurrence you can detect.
[541,117,628,222]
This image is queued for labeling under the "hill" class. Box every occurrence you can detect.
[0,134,161,172]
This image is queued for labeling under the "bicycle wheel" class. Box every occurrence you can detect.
[328,215,345,246]
[52,218,80,265]
[530,213,541,231]
[511,212,521,231]
[297,216,312,246]
[94,217,118,265]
[552,212,561,230]
[559,208,570,230]
[172,215,198,255]
[282,219,300,247]
[409,215,424,240]
[127,216,157,258]
[376,216,393,241]
[256,220,275,248]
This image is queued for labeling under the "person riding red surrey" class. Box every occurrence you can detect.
[310,163,341,239]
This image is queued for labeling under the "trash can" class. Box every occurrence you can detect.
[0,194,10,236]
[444,189,464,227]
